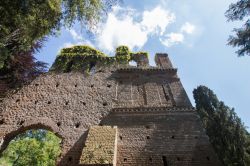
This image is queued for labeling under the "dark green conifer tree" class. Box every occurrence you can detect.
[193,86,250,165]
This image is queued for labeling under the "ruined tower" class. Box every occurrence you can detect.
[0,46,221,165]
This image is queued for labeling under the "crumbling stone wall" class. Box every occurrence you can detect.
[0,54,222,166]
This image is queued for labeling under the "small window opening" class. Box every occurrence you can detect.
[129,60,137,67]
[57,122,61,127]
[162,156,168,166]
[19,120,25,126]
[0,119,5,125]
[75,122,80,128]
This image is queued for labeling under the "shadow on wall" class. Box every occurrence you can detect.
[58,130,89,166]
[99,111,220,166]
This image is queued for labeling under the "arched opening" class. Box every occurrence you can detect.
[0,126,62,165]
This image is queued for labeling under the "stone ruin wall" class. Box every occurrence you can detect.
[0,54,222,166]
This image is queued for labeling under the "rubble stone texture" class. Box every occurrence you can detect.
[0,52,222,166]
[80,126,117,165]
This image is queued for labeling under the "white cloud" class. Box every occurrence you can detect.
[160,22,196,47]
[68,29,83,41]
[96,6,176,52]
[65,6,197,51]
[141,6,175,35]
[97,14,148,52]
[160,33,184,47]
[181,22,196,34]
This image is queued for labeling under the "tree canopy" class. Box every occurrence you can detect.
[225,0,250,56]
[193,85,250,165]
[0,0,117,92]
[0,130,61,166]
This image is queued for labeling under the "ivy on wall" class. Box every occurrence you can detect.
[115,46,131,64]
[50,45,149,73]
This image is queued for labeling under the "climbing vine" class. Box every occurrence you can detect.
[115,46,130,64]
[50,45,150,73]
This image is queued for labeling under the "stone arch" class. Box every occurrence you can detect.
[0,117,63,153]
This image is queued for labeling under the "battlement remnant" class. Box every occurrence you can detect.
[155,53,173,68]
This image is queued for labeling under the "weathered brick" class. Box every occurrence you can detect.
[0,54,222,166]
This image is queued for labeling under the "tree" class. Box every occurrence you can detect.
[225,0,250,56]
[193,85,250,165]
[0,130,61,166]
[0,0,117,91]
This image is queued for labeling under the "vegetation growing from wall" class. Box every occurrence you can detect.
[130,52,149,66]
[115,46,131,64]
[50,45,150,72]
[193,86,250,165]
[50,45,114,73]
[0,129,61,166]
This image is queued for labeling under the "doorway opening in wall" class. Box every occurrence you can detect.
[129,60,137,67]
[162,156,168,166]
[0,129,61,165]
[89,62,96,75]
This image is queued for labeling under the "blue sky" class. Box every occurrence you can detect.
[36,0,250,130]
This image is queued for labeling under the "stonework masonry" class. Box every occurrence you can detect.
[0,53,222,166]
[80,126,117,165]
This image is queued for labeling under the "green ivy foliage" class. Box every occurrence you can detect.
[50,45,150,72]
[50,45,115,72]
[115,46,131,64]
